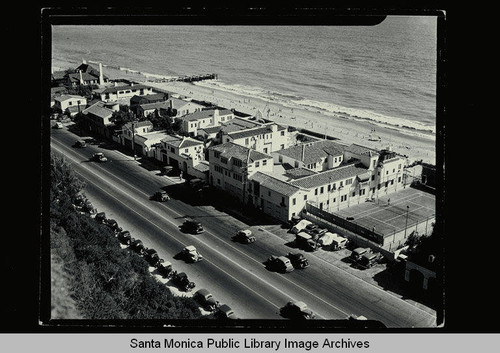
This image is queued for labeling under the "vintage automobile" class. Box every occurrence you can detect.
[171,272,195,292]
[193,289,218,311]
[156,261,173,278]
[144,248,163,267]
[286,252,309,269]
[74,140,87,148]
[153,190,170,202]
[265,255,294,273]
[214,304,237,320]
[232,229,256,244]
[178,245,203,263]
[105,218,122,233]
[280,301,316,320]
[94,212,106,224]
[117,230,132,245]
[92,152,108,162]
[181,218,204,234]
[130,238,146,255]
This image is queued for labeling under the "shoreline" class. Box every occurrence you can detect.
[51,59,436,165]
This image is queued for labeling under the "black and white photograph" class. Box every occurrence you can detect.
[43,9,445,332]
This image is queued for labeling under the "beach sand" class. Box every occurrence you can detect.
[51,61,436,165]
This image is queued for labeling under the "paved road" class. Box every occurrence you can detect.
[49,126,436,327]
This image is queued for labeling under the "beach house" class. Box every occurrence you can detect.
[158,98,204,119]
[130,92,169,114]
[53,94,87,116]
[177,108,235,136]
[208,142,273,202]
[81,101,119,138]
[220,122,289,154]
[272,139,345,173]
[98,83,154,103]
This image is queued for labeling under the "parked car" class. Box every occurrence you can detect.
[182,218,204,234]
[144,248,163,267]
[92,152,108,162]
[193,289,217,311]
[94,212,106,224]
[286,252,309,269]
[53,122,64,129]
[357,252,382,269]
[290,219,312,234]
[105,219,122,233]
[214,304,237,320]
[157,261,173,278]
[232,229,256,244]
[171,271,195,292]
[350,247,370,262]
[295,232,319,252]
[74,140,87,148]
[130,239,146,255]
[266,255,294,273]
[82,200,97,214]
[280,301,316,320]
[153,190,170,202]
[179,245,203,263]
[117,230,132,245]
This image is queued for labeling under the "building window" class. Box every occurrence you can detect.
[304,195,308,201]
[233,159,242,167]
[346,178,353,185]
[281,131,285,136]
[268,191,271,197]
[398,176,401,182]
[217,178,220,185]
[341,195,347,202]
[352,192,356,197]
[371,175,375,181]
[214,151,221,158]
[221,156,228,164]
[245,138,249,145]
[256,161,260,167]
[263,148,268,153]
[314,188,318,195]
[292,198,296,205]
[360,189,366,196]
[320,186,324,194]
[327,185,331,191]
[263,160,267,166]
[280,144,285,149]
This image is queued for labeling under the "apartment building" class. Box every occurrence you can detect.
[178,108,235,136]
[220,123,290,154]
[208,142,273,201]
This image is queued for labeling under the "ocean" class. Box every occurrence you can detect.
[51,16,437,135]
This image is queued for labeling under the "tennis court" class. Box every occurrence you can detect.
[333,187,436,238]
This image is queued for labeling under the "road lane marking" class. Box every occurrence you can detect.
[52,138,435,323]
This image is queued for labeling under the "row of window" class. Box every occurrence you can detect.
[213,165,243,181]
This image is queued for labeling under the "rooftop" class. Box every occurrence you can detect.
[290,163,369,189]
[274,140,344,165]
[210,142,271,163]
[54,94,86,102]
[250,172,301,197]
[344,143,379,157]
[178,108,233,122]
[227,124,286,140]
[101,84,150,94]
[82,101,114,119]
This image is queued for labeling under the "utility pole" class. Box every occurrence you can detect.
[404,205,410,238]
[131,120,137,160]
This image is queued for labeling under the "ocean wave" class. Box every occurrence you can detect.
[195,80,436,135]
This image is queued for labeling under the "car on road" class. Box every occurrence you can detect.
[286,252,309,269]
[265,255,294,273]
[153,190,170,202]
[214,304,237,320]
[178,245,203,263]
[74,140,87,148]
[280,301,316,320]
[53,122,64,129]
[171,271,195,292]
[232,229,256,244]
[92,152,108,162]
[193,289,217,311]
[181,218,204,234]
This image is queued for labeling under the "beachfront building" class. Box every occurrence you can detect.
[118,121,155,155]
[219,122,290,154]
[81,101,119,138]
[208,142,273,202]
[158,135,208,181]
[98,83,154,103]
[272,139,345,173]
[248,172,307,221]
[130,92,169,114]
[198,116,264,141]
[53,94,87,116]
[136,101,172,118]
[177,108,235,136]
[158,98,205,119]
[64,62,109,87]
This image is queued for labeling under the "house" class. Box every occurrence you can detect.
[208,142,273,202]
[118,121,155,154]
[272,139,345,172]
[158,97,205,119]
[81,101,119,138]
[158,135,206,179]
[248,172,306,222]
[220,122,289,154]
[99,83,154,103]
[53,95,87,116]
[130,93,169,114]
[136,101,172,118]
[197,116,263,141]
[177,108,235,136]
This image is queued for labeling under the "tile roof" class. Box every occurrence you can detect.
[290,163,369,189]
[178,108,233,122]
[179,137,204,148]
[285,167,317,179]
[250,172,301,197]
[138,101,171,111]
[68,72,100,82]
[193,162,210,172]
[101,84,149,94]
[275,140,344,164]
[227,124,286,140]
[210,142,271,163]
[344,143,379,156]
[82,101,114,119]
[54,94,86,102]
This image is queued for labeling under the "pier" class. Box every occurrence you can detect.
[148,73,218,83]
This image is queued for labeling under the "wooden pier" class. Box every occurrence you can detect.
[149,73,218,83]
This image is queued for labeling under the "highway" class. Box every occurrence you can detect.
[49,125,436,327]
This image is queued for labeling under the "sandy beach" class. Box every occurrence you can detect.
[52,61,436,165]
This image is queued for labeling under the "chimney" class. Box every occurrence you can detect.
[99,63,104,85]
[79,70,84,85]
[82,58,87,64]
[301,144,306,161]
[169,99,173,109]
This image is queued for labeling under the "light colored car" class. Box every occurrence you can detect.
[181,245,203,262]
[92,152,108,162]
[193,289,217,311]
[233,229,256,243]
